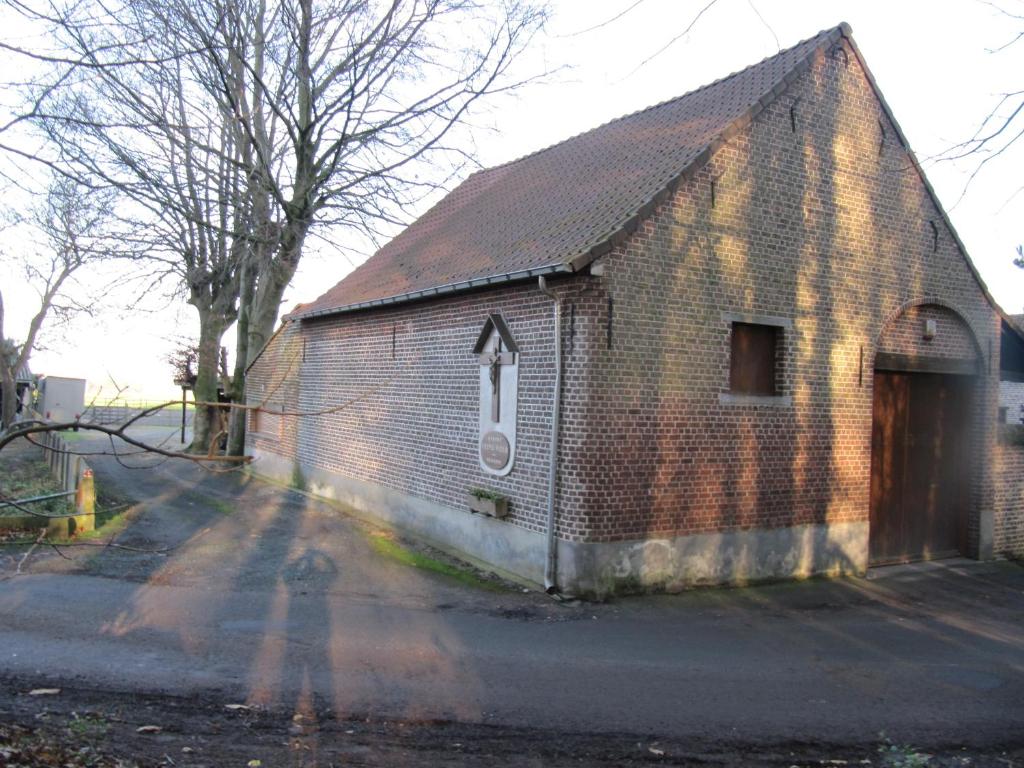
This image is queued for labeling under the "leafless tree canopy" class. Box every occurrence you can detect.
[12,0,546,455]
[0,178,115,429]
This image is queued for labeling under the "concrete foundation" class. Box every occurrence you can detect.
[978,508,995,560]
[557,521,868,597]
[250,448,869,597]
[250,448,549,585]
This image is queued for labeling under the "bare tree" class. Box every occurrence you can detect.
[24,0,272,452]
[135,0,549,455]
[934,3,1024,193]
[20,0,545,456]
[0,177,112,428]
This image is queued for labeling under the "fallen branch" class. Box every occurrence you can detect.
[0,421,252,463]
[0,497,129,520]
[15,529,46,574]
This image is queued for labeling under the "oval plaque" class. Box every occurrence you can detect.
[481,430,511,471]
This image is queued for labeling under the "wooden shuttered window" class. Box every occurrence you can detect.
[729,322,779,396]
[252,405,282,437]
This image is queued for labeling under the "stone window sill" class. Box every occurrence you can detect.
[718,392,793,407]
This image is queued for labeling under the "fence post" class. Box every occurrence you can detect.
[73,468,95,534]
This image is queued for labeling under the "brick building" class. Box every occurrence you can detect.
[1000,315,1024,425]
[246,24,1024,596]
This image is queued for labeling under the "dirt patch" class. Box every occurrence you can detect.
[1,677,1021,767]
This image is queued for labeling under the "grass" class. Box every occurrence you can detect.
[73,509,131,543]
[67,713,110,741]
[0,722,135,768]
[70,480,139,542]
[174,489,235,516]
[246,468,512,592]
[367,530,505,591]
[92,398,192,410]
[209,497,235,515]
[878,735,932,767]
[290,461,307,492]
[1,503,134,547]
[0,452,70,517]
[0,442,138,547]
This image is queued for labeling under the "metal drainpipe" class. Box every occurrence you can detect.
[538,275,562,594]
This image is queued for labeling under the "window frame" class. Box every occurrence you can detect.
[250,403,283,438]
[719,312,793,407]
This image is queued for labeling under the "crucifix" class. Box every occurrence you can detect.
[479,339,515,423]
[473,314,520,476]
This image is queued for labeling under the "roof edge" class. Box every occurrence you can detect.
[296,23,849,321]
[244,318,292,375]
[560,24,847,276]
[482,25,851,180]
[1004,314,1024,343]
[289,262,575,321]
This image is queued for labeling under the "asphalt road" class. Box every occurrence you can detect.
[2,428,1023,754]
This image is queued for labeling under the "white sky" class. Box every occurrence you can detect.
[5,0,1023,400]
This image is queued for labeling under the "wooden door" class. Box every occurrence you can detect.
[869,371,971,564]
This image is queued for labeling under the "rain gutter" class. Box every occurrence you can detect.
[292,263,574,322]
[537,275,562,594]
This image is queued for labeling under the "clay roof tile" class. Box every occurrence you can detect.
[295,24,848,320]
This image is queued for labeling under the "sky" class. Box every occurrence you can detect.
[4,0,1023,400]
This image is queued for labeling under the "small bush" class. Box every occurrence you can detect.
[468,487,505,501]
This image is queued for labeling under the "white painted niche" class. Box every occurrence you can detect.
[473,314,519,476]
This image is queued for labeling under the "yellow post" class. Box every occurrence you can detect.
[73,468,95,534]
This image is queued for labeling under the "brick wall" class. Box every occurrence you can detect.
[563,41,1001,546]
[248,39,1008,556]
[248,286,570,534]
[877,304,980,360]
[247,321,303,465]
[993,440,1024,556]
[1000,381,1024,425]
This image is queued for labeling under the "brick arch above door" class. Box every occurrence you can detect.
[873,301,983,376]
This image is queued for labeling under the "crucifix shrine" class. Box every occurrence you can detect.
[472,314,520,476]
[481,338,515,422]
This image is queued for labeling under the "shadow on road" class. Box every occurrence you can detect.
[1,428,1022,756]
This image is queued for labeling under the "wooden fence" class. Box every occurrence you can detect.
[82,402,193,428]
[1,429,96,536]
[36,429,93,497]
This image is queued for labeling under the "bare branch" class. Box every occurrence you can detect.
[626,0,721,77]
[0,420,251,463]
[557,0,648,38]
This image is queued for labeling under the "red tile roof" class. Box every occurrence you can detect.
[295,24,850,320]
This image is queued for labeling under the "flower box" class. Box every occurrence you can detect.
[466,491,509,519]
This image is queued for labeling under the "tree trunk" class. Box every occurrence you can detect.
[190,310,228,454]
[0,290,15,430]
[0,364,16,430]
[226,261,255,457]
[244,225,307,402]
